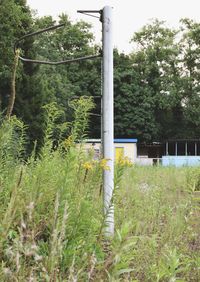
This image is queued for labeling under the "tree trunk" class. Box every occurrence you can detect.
[6,49,20,119]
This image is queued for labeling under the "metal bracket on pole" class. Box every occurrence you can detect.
[77,10,101,19]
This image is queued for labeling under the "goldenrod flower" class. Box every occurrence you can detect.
[118,156,133,167]
[82,161,93,170]
[63,135,73,149]
[100,158,110,171]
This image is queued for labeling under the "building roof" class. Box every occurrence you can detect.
[85,138,138,143]
[165,139,200,142]
[114,139,138,143]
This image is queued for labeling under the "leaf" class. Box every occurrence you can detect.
[116,268,135,276]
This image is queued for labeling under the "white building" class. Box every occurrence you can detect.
[83,138,138,163]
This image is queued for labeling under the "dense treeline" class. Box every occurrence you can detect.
[1,0,200,151]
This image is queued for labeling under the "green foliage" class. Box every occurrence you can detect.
[178,19,200,138]
[0,115,27,163]
[0,1,100,155]
[0,102,103,281]
[114,49,159,141]
[186,167,200,192]
[1,6,200,279]
[0,0,32,110]
[70,96,95,141]
[0,112,199,281]
[2,1,200,145]
[141,19,200,140]
[131,20,183,140]
[115,18,200,141]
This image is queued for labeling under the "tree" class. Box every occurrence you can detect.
[178,19,200,138]
[129,20,186,141]
[3,3,200,147]
[0,3,101,151]
[0,0,33,111]
[32,14,102,138]
[114,49,159,141]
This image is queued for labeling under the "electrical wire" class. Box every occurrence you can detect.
[18,54,101,65]
[14,23,65,53]
[14,22,102,65]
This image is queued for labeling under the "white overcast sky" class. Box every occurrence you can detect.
[27,0,200,53]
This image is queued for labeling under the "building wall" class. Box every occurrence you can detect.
[81,141,137,163]
[82,142,101,160]
[114,143,137,163]
[136,157,154,166]
[82,142,200,166]
[162,156,200,167]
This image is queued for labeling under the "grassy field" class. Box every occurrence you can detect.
[0,113,199,281]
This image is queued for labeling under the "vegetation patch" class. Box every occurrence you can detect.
[0,113,199,281]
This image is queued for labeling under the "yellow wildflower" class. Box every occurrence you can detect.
[63,135,73,150]
[118,156,133,167]
[82,161,93,170]
[100,158,110,171]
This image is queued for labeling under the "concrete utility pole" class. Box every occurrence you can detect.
[15,5,115,236]
[102,6,114,236]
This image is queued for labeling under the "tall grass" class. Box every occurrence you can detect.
[0,102,199,281]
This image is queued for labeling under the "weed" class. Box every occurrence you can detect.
[0,104,199,281]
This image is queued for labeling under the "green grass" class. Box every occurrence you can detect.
[114,166,200,281]
[0,115,199,281]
